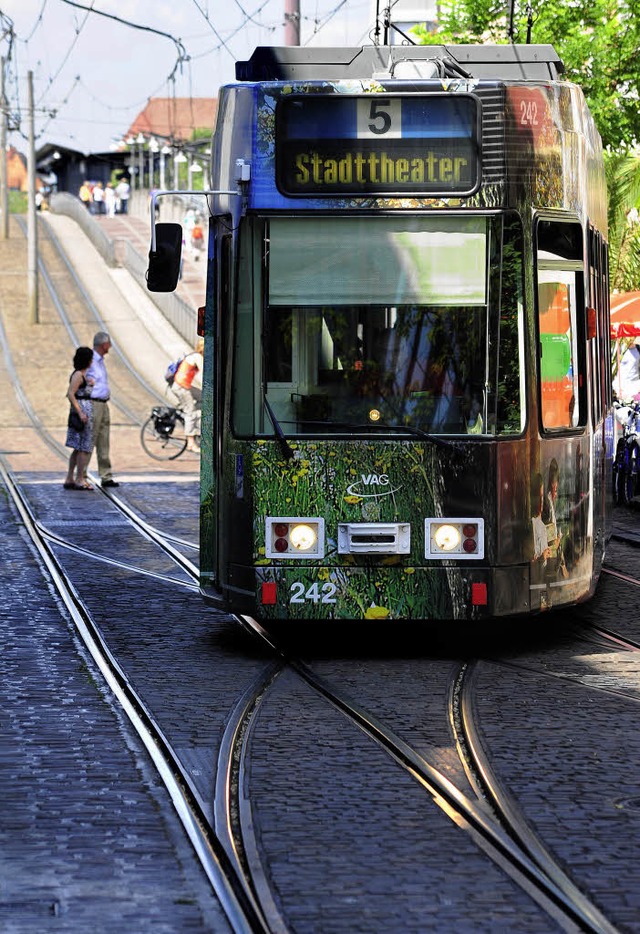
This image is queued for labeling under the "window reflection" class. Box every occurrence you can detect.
[233,213,525,438]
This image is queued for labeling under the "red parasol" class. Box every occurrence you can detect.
[611,293,640,404]
[610,291,640,338]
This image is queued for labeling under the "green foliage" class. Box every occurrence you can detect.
[9,190,27,213]
[413,0,640,151]
[606,150,640,290]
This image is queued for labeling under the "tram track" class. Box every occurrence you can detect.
[234,616,616,933]
[0,459,268,934]
[4,446,635,931]
[4,213,638,931]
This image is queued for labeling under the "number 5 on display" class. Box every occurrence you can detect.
[357,97,402,138]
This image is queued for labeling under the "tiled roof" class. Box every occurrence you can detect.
[126,97,218,142]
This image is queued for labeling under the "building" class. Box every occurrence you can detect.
[7,147,28,190]
[125,97,218,145]
[33,97,218,194]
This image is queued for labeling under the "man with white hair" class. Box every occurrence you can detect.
[86,331,120,488]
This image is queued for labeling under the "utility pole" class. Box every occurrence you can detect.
[284,0,300,45]
[0,57,8,240]
[27,70,38,324]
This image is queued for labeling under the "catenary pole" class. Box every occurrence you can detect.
[27,70,38,324]
[0,57,8,240]
[284,0,300,45]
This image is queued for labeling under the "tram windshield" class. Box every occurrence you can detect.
[233,214,524,438]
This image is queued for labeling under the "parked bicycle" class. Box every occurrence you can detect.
[140,404,201,461]
[613,399,640,505]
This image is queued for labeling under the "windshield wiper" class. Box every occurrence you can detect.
[264,396,294,460]
[292,417,457,448]
[376,422,458,448]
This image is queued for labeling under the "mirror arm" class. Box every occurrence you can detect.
[149,189,238,250]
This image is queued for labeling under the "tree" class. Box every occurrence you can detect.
[413,0,640,151]
[606,150,640,291]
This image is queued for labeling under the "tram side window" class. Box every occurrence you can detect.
[233,220,260,434]
[588,227,611,421]
[536,220,585,431]
[494,214,525,434]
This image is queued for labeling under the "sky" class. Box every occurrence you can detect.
[1,0,378,154]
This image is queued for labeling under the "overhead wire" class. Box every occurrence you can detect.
[4,1,374,152]
[35,0,94,105]
[188,0,236,58]
[302,0,348,43]
[22,0,49,42]
[5,0,192,148]
[59,0,189,67]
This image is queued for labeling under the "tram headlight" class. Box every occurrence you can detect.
[289,524,317,552]
[425,518,484,560]
[265,517,325,559]
[434,524,460,552]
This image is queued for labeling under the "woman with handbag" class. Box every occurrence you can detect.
[63,346,95,490]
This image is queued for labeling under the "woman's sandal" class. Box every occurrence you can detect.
[63,481,93,491]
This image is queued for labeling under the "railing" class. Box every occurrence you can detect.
[122,239,196,342]
[49,190,197,346]
[50,192,117,266]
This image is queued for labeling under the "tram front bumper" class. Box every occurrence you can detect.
[218,563,533,621]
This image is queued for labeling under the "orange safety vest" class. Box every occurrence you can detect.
[175,357,198,389]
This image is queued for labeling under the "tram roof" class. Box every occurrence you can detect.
[236,45,565,83]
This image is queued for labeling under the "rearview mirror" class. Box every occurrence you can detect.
[146,223,182,292]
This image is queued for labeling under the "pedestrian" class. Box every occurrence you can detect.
[79,180,92,210]
[191,214,205,260]
[183,208,196,257]
[172,336,203,453]
[115,178,130,214]
[615,339,640,401]
[63,346,95,490]
[92,182,105,215]
[86,331,120,487]
[104,183,116,217]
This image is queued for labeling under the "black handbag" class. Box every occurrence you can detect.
[68,408,84,432]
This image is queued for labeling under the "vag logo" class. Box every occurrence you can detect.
[345,473,401,498]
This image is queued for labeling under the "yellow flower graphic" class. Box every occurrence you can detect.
[364,605,390,619]
[344,494,362,505]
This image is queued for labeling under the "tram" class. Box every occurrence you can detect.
[147,44,613,621]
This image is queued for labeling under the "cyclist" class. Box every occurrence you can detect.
[172,337,203,453]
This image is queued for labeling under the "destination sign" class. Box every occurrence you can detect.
[276,95,481,197]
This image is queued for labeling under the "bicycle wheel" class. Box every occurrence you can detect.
[140,412,188,460]
[624,441,640,504]
[613,439,626,505]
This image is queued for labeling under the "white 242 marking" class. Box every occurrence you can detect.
[290,582,337,604]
